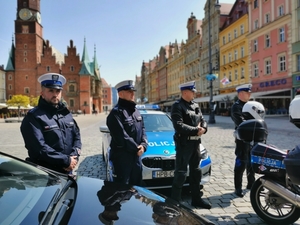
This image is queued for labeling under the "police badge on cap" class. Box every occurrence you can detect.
[236,83,252,93]
[115,80,136,92]
[38,73,66,90]
[179,81,197,92]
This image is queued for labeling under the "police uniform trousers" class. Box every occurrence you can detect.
[234,139,255,190]
[111,151,143,186]
[171,140,202,201]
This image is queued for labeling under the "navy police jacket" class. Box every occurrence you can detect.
[20,97,82,172]
[171,98,207,140]
[231,99,247,129]
[106,98,147,160]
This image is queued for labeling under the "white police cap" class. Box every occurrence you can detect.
[38,73,66,90]
[115,80,136,92]
[179,81,197,92]
[236,83,252,93]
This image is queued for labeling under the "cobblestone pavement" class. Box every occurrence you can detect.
[1,113,300,225]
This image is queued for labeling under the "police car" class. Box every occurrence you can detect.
[0,152,214,225]
[100,104,211,189]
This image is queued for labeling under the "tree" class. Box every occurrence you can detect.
[6,95,30,119]
[30,95,39,107]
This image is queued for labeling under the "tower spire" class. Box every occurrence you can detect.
[79,37,92,75]
[5,34,15,71]
[93,44,100,80]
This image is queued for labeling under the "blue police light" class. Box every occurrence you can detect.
[136,104,161,110]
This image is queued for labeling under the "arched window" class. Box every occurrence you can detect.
[69,84,75,92]
[24,87,30,94]
[70,99,74,107]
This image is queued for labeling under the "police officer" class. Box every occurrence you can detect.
[97,181,137,224]
[231,83,255,197]
[106,80,148,186]
[171,81,211,209]
[20,73,82,174]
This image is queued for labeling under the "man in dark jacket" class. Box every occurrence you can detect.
[20,73,81,174]
[231,83,254,197]
[106,80,148,186]
[170,81,211,209]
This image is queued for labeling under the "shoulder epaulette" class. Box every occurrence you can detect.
[28,107,38,114]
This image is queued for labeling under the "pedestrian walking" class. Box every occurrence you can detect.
[231,83,255,197]
[20,73,82,174]
[170,81,211,209]
[106,80,148,186]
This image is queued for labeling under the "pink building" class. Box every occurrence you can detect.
[248,0,292,115]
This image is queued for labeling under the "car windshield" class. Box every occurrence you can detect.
[0,154,62,225]
[142,113,174,132]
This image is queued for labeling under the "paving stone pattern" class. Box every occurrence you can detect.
[1,113,299,225]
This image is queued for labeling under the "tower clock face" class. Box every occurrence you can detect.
[35,12,42,24]
[19,8,33,21]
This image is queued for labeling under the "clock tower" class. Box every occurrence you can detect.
[12,0,43,96]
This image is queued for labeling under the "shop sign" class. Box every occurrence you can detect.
[259,79,287,88]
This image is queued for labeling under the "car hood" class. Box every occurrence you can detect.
[69,177,213,225]
[144,131,176,157]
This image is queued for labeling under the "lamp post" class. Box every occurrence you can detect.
[207,0,220,124]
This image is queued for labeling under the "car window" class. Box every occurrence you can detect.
[142,114,174,132]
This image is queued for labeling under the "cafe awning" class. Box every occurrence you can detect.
[212,93,236,101]
[194,93,236,103]
[7,105,34,110]
[194,97,210,103]
[0,103,8,109]
[251,88,291,99]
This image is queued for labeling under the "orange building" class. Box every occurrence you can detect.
[101,78,112,112]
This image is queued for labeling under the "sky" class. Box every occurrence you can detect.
[1,0,236,87]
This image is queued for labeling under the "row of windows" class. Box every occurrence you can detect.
[222,21,285,47]
[223,67,245,82]
[253,2,285,29]
[223,47,245,64]
[252,55,286,78]
[6,83,78,93]
[45,66,75,72]
[6,85,30,93]
[222,25,244,45]
[223,27,285,65]
[222,54,287,81]
[253,27,285,52]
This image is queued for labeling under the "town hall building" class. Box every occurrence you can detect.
[5,0,103,114]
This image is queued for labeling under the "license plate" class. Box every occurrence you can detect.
[152,170,174,178]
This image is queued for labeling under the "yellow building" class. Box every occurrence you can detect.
[184,14,202,96]
[219,0,250,103]
[163,40,185,110]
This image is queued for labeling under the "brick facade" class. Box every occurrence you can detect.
[5,0,102,114]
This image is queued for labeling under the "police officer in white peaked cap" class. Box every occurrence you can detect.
[115,80,136,92]
[170,80,211,209]
[106,79,147,186]
[236,83,252,93]
[21,72,82,175]
[231,83,254,197]
[179,81,197,92]
[38,73,66,90]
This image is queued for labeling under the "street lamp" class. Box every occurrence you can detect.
[207,0,221,124]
